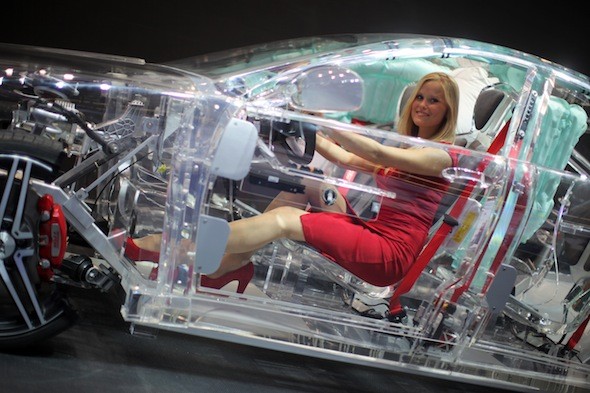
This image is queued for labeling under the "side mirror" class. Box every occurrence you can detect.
[290,66,364,113]
[245,65,364,114]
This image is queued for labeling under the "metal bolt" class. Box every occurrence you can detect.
[40,211,51,222]
[0,231,16,259]
[39,259,51,269]
[86,268,98,281]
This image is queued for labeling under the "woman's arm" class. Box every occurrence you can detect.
[326,130,452,177]
[315,134,378,173]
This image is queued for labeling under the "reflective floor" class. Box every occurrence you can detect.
[0,287,521,393]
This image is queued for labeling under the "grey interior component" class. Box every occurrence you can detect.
[486,264,517,314]
[474,89,506,130]
[211,118,259,180]
[194,214,230,275]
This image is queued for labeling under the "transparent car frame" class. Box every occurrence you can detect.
[0,35,589,392]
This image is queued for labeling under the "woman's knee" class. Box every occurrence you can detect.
[269,206,306,239]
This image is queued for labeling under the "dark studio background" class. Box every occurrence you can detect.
[3,1,589,76]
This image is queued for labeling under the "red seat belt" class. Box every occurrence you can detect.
[388,121,510,315]
[567,315,590,351]
[337,119,371,197]
[338,170,357,197]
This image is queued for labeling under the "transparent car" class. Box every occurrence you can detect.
[0,34,589,392]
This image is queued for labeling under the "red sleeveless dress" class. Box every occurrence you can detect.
[300,153,456,287]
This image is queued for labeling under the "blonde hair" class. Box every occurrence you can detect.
[397,72,459,143]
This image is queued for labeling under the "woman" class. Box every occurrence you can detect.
[127,71,459,293]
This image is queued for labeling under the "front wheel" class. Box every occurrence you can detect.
[0,131,76,349]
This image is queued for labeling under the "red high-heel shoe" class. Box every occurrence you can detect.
[124,237,160,263]
[124,237,160,280]
[200,262,254,294]
[125,237,254,293]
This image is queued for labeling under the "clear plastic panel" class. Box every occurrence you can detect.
[123,38,590,391]
[123,124,590,390]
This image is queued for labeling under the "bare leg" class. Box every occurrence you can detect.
[265,190,309,211]
[131,233,162,252]
[205,251,254,278]
[210,181,348,277]
[131,182,347,279]
[209,206,308,277]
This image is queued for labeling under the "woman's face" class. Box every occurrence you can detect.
[410,80,448,139]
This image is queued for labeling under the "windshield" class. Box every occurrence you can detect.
[167,34,415,78]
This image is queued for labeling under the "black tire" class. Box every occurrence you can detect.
[0,130,76,349]
[0,131,65,177]
[0,131,64,162]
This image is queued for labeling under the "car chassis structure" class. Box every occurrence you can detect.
[0,34,589,392]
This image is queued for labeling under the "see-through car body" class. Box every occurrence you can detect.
[0,34,589,392]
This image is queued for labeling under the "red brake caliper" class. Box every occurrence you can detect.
[37,194,67,281]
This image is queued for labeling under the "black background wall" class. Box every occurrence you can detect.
[3,1,589,76]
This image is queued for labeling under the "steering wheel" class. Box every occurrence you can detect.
[260,119,317,165]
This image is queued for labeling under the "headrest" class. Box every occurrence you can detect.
[473,89,507,130]
[449,67,500,135]
[397,83,416,118]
